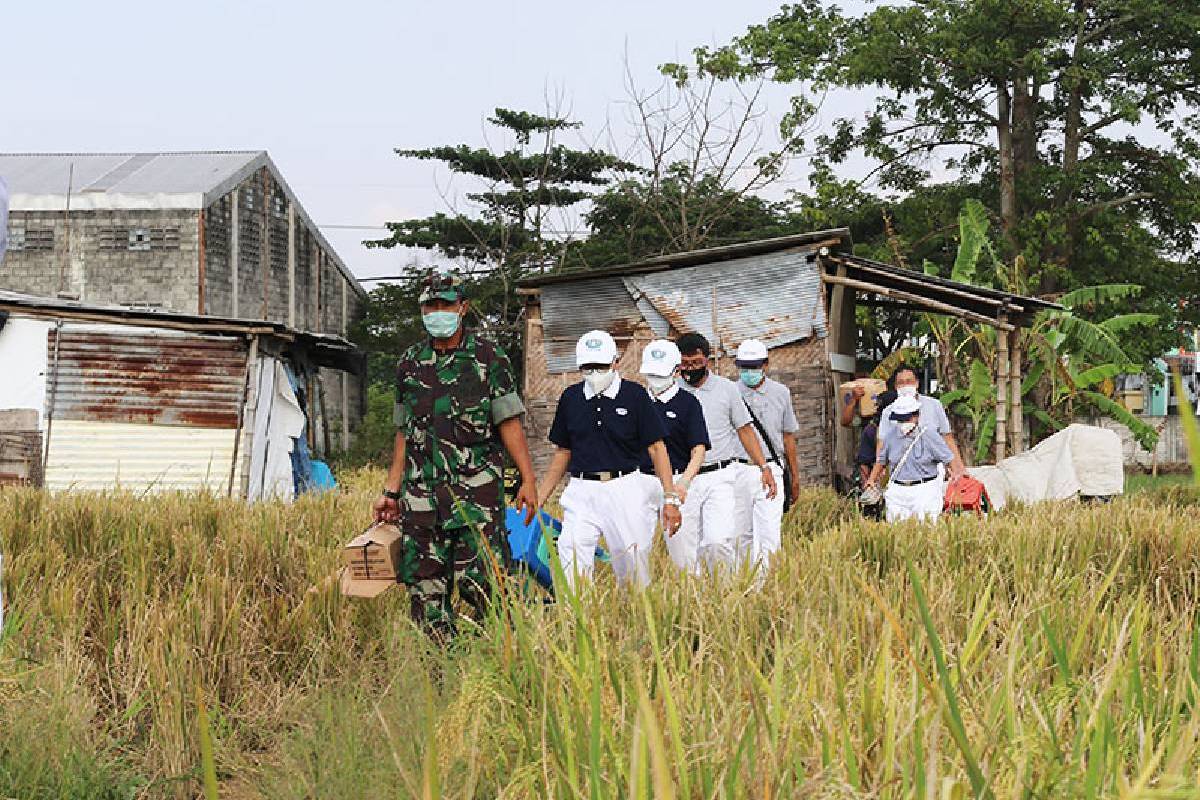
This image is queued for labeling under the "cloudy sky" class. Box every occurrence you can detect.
[4,0,873,281]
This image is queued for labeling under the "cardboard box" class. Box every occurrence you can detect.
[339,523,403,598]
[840,378,888,418]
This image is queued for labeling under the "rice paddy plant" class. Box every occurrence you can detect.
[2,477,1200,797]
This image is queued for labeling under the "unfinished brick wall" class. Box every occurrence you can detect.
[520,297,832,485]
[2,209,199,311]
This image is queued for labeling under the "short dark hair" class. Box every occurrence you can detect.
[676,332,711,358]
[893,367,918,383]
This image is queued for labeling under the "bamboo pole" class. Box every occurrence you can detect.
[1009,329,1023,453]
[996,320,1009,462]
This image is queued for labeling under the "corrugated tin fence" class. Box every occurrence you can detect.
[43,325,247,492]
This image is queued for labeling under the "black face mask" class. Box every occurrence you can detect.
[681,367,708,386]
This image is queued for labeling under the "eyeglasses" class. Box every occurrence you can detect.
[580,366,612,375]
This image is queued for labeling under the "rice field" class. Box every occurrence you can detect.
[3,471,1200,798]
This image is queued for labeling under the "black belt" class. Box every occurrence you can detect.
[736,457,778,467]
[699,458,741,474]
[893,475,938,486]
[571,469,638,482]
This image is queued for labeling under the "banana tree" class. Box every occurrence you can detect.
[902,200,1160,462]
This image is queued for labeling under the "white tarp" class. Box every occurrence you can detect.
[0,316,51,427]
[968,423,1125,509]
[246,357,304,502]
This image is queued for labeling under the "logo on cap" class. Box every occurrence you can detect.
[585,338,602,350]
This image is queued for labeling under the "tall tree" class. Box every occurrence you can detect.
[670,0,1200,355]
[364,108,635,352]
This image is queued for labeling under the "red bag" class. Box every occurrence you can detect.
[943,476,991,516]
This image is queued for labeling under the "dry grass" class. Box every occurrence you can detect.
[3,472,1200,798]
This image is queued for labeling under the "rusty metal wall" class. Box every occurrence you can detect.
[540,276,649,372]
[621,247,827,359]
[47,325,246,428]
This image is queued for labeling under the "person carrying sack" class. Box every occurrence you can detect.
[865,394,955,522]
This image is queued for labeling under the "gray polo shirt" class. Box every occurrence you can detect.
[738,376,799,462]
[876,424,955,482]
[878,394,951,445]
[679,372,752,463]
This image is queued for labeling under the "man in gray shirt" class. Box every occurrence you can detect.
[867,394,955,522]
[733,338,799,576]
[671,332,777,575]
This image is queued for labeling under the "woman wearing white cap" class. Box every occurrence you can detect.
[865,394,956,522]
[537,330,682,589]
[636,340,710,558]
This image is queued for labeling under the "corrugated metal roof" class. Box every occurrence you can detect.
[538,246,828,372]
[0,290,363,372]
[0,151,265,210]
[0,151,365,297]
[520,229,851,288]
[624,248,827,357]
[541,276,647,372]
[49,327,246,428]
[44,420,239,493]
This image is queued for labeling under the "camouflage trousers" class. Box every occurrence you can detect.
[398,465,508,638]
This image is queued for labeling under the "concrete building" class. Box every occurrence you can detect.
[0,151,367,449]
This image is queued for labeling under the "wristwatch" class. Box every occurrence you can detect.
[662,492,682,508]
[382,488,402,501]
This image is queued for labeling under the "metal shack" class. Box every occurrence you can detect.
[0,290,363,498]
[518,230,1059,486]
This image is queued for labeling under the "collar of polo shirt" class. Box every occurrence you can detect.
[652,383,680,403]
[583,373,623,400]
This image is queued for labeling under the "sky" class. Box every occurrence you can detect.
[3,0,873,282]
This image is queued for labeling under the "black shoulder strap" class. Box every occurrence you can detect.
[742,399,781,464]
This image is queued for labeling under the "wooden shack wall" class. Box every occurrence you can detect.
[522,298,831,485]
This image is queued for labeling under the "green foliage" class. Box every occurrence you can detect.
[569,167,798,270]
[675,0,1200,359]
[334,384,397,469]
[361,107,635,368]
[1079,390,1159,452]
[1172,370,1200,487]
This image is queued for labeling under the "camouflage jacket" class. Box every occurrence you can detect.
[393,331,525,481]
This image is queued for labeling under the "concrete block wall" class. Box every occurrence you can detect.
[1,209,199,312]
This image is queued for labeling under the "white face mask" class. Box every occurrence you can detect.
[584,369,615,395]
[897,385,918,399]
[899,421,918,435]
[645,374,675,395]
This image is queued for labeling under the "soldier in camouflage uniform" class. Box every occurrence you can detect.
[373,273,538,639]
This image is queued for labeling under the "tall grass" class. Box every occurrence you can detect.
[4,475,1200,797]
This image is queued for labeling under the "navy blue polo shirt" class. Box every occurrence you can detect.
[639,386,709,473]
[548,377,666,474]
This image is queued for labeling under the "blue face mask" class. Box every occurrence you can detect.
[422,310,461,339]
[739,369,764,387]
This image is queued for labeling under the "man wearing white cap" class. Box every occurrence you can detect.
[672,332,777,575]
[537,330,682,588]
[733,338,801,575]
[865,394,956,522]
[637,340,710,554]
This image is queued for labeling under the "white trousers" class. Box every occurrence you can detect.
[558,473,658,590]
[732,462,785,574]
[884,477,944,522]
[665,465,737,575]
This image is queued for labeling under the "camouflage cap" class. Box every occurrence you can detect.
[418,272,466,304]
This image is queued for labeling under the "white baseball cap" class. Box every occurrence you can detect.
[575,330,618,367]
[735,338,769,366]
[891,395,921,416]
[639,339,681,377]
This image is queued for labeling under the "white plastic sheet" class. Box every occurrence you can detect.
[246,357,304,502]
[968,424,1125,509]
